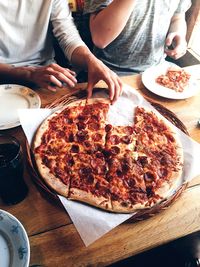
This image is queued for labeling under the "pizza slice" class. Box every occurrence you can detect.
[104,125,136,158]
[133,106,183,202]
[68,153,112,211]
[106,151,148,212]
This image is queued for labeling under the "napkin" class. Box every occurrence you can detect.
[18,84,200,246]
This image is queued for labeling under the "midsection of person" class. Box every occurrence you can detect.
[0,1,55,66]
[84,0,189,75]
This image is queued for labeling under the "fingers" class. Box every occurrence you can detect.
[87,71,123,104]
[47,74,63,88]
[165,32,176,47]
[165,33,187,59]
[165,44,186,59]
[110,74,123,104]
[87,82,93,99]
[45,64,77,87]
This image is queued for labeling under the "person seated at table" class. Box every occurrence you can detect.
[84,0,191,76]
[0,0,122,103]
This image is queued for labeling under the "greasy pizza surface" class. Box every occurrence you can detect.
[33,99,183,213]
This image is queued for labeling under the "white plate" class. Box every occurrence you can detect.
[0,84,41,130]
[141,62,199,99]
[0,209,30,267]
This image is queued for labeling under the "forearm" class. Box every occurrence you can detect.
[168,14,187,37]
[90,0,136,48]
[70,46,97,70]
[0,64,34,83]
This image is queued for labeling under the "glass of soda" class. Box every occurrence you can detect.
[0,134,28,205]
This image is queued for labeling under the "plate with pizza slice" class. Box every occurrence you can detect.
[142,62,199,99]
[32,97,184,214]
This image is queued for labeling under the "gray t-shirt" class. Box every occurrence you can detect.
[84,0,191,75]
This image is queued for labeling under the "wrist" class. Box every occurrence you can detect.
[8,66,36,82]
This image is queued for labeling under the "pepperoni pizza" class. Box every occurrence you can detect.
[33,99,183,213]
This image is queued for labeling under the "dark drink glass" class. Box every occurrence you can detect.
[0,134,28,205]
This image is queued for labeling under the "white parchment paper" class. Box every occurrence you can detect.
[18,84,200,246]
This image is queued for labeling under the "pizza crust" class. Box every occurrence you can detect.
[111,199,148,213]
[33,153,69,197]
[69,188,112,211]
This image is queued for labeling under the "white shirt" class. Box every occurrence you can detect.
[0,0,86,66]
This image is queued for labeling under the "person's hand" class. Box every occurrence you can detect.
[86,56,123,104]
[29,63,77,91]
[165,32,187,60]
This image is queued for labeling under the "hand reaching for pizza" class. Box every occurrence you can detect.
[29,63,77,91]
[86,57,123,104]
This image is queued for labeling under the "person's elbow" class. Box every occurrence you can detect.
[90,30,110,49]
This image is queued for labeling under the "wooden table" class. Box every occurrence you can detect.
[0,64,200,267]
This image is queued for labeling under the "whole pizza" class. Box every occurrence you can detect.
[33,98,183,213]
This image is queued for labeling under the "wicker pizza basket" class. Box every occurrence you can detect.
[26,88,189,221]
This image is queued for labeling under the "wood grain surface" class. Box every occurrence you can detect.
[0,64,200,267]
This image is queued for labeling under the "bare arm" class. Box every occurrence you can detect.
[0,46,123,102]
[89,0,136,49]
[165,13,188,59]
[0,63,77,91]
[0,64,32,83]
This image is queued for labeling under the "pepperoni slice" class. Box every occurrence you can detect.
[165,132,175,143]
[108,157,121,168]
[102,149,112,158]
[86,174,94,184]
[121,135,132,144]
[79,167,92,176]
[57,131,65,138]
[91,158,105,169]
[122,163,130,172]
[96,151,104,158]
[111,193,119,201]
[137,156,148,167]
[83,140,91,148]
[76,130,88,142]
[68,158,75,167]
[90,114,99,121]
[71,145,80,153]
[109,135,120,145]
[116,169,123,177]
[110,146,120,155]
[77,114,89,122]
[124,126,134,135]
[92,133,102,142]
[68,133,74,142]
[105,124,112,132]
[144,171,156,182]
[77,122,86,130]
[96,165,107,175]
[42,156,52,168]
[83,105,92,113]
[158,168,169,179]
[126,178,136,188]
[88,122,100,131]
